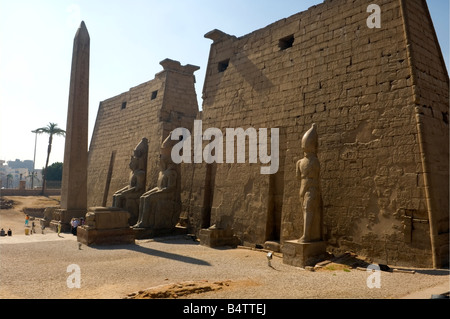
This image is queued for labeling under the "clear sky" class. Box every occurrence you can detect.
[0,0,448,170]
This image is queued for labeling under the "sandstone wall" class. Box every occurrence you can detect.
[401,0,449,267]
[87,60,199,210]
[186,0,448,267]
[86,0,448,268]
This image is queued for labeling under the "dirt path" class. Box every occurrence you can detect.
[0,196,60,234]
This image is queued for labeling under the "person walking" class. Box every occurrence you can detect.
[71,218,79,236]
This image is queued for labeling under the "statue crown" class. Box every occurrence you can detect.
[301,123,318,153]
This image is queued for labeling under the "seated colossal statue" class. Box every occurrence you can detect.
[112,138,148,225]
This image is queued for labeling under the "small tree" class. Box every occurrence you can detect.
[26,172,40,189]
[32,123,65,195]
[44,162,63,181]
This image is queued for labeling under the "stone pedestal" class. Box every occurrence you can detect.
[282,240,327,268]
[76,207,135,246]
[86,207,131,229]
[264,240,281,252]
[132,197,183,239]
[77,227,135,246]
[198,228,240,248]
[133,226,187,240]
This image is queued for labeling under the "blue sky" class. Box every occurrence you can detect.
[0,0,448,169]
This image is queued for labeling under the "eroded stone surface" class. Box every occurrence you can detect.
[85,0,449,268]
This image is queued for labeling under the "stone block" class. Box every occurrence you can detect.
[87,207,131,229]
[133,226,187,240]
[282,240,327,268]
[75,207,135,246]
[264,240,281,252]
[77,226,135,246]
[198,228,240,248]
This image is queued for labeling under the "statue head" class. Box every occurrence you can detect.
[134,138,148,158]
[133,138,148,171]
[159,131,177,170]
[129,156,139,170]
[301,123,318,154]
[160,131,176,159]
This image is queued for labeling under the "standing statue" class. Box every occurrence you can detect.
[296,123,323,243]
[133,132,178,229]
[112,138,148,224]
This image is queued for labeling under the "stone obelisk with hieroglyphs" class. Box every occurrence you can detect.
[52,21,89,232]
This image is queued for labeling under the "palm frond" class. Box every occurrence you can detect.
[32,127,49,134]
[32,122,66,136]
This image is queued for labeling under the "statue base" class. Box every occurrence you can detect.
[282,240,327,268]
[133,226,187,240]
[131,199,183,240]
[198,228,240,248]
[50,208,86,233]
[264,240,281,252]
[76,207,135,246]
[77,226,135,246]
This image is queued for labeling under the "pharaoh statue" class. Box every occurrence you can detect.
[112,138,148,224]
[296,123,323,243]
[133,132,178,229]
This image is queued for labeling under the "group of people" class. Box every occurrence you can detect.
[24,215,37,235]
[1,215,86,238]
[0,228,12,237]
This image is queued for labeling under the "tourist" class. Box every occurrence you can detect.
[71,218,79,236]
[7,228,12,236]
[25,214,29,226]
[0,228,5,236]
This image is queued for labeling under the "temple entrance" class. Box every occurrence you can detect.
[201,163,216,228]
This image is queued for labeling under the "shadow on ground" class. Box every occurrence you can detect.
[91,239,211,266]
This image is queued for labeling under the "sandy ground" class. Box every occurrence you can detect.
[0,196,449,300]
[0,196,60,233]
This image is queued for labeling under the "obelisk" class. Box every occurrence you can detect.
[52,21,90,232]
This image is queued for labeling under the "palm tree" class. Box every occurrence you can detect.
[26,172,40,189]
[32,123,65,195]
